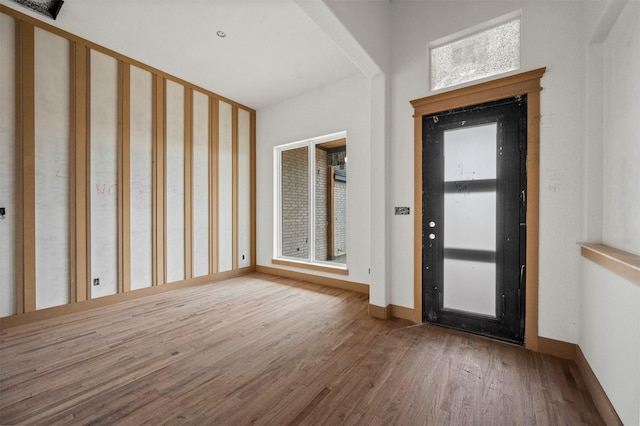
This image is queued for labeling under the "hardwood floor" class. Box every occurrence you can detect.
[1,273,603,425]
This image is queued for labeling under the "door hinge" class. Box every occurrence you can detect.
[501,294,506,318]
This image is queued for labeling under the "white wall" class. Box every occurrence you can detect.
[325,0,391,74]
[192,90,210,277]
[35,28,71,308]
[580,259,639,425]
[601,0,640,256]
[580,2,640,424]
[389,1,589,342]
[90,49,119,299]
[256,73,371,286]
[218,101,233,273]
[129,65,154,290]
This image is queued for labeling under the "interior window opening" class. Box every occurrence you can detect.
[274,132,348,271]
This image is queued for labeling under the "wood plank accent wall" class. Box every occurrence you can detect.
[0,6,256,328]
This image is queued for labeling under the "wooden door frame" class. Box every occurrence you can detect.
[411,68,546,350]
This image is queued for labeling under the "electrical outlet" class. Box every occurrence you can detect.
[93,278,100,286]
[242,254,245,260]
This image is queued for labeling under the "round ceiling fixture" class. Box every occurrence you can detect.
[216,31,227,38]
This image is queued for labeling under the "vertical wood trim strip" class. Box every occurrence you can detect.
[162,79,168,283]
[184,88,193,280]
[160,76,167,285]
[18,22,36,313]
[413,112,423,323]
[250,110,256,267]
[152,76,166,286]
[116,61,124,294]
[525,89,541,351]
[83,50,91,300]
[120,62,131,293]
[85,49,93,300]
[209,98,219,274]
[70,43,89,302]
[151,74,158,286]
[68,40,76,304]
[232,106,239,270]
[14,21,26,314]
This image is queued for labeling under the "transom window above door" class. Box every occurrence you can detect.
[429,11,521,91]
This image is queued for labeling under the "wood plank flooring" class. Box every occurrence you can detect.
[0,273,603,425]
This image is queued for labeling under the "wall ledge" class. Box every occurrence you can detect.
[580,243,640,285]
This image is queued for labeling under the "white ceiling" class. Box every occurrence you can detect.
[1,0,363,109]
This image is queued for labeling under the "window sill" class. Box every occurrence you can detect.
[272,258,349,276]
[580,243,640,285]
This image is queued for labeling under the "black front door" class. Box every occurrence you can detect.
[422,96,527,344]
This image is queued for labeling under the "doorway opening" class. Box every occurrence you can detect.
[422,96,527,344]
[411,68,545,349]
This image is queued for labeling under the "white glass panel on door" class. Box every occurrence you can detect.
[444,192,496,251]
[443,259,496,317]
[0,12,16,316]
[129,66,153,290]
[90,49,119,299]
[218,101,233,272]
[444,123,496,182]
[165,80,185,283]
[442,122,497,317]
[192,91,210,277]
[35,28,70,308]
